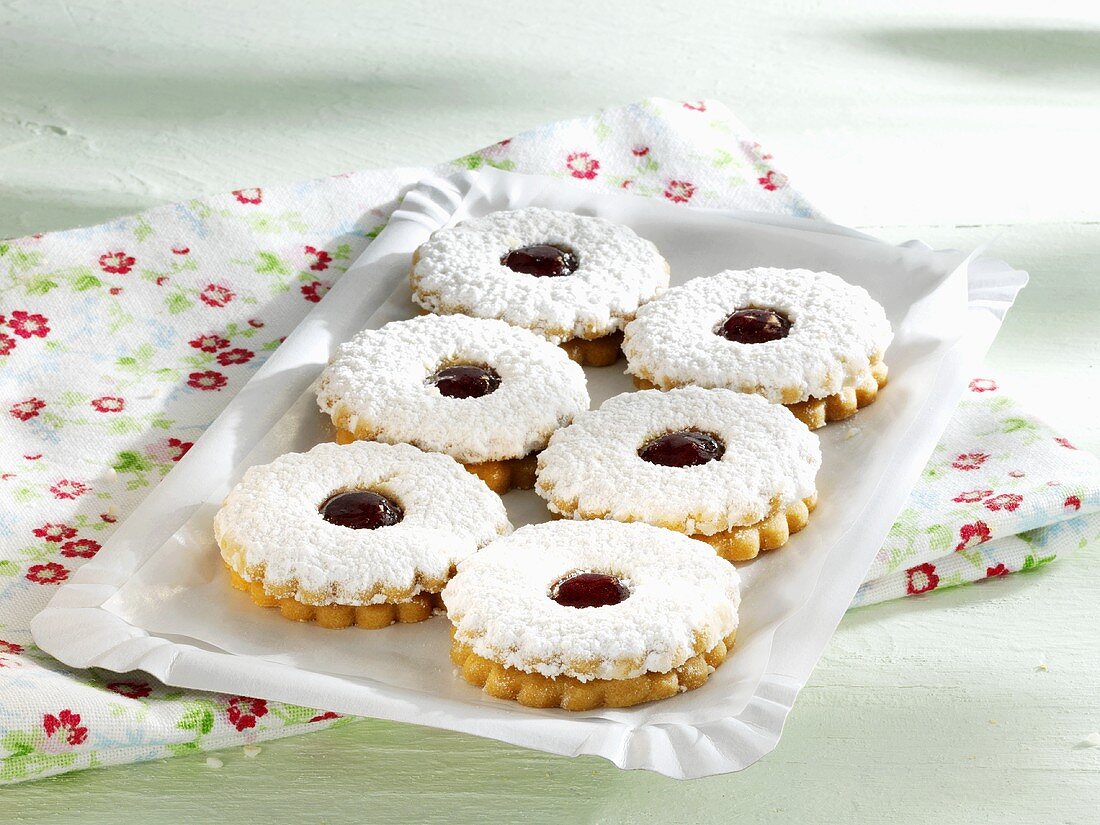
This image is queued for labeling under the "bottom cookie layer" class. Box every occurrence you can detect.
[693,495,818,562]
[631,358,889,431]
[226,565,443,629]
[558,331,623,367]
[450,629,737,710]
[334,429,536,495]
[786,359,889,430]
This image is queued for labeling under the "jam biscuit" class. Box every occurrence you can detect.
[443,520,740,709]
[623,267,893,428]
[409,207,669,366]
[213,441,511,628]
[316,314,589,495]
[536,387,821,561]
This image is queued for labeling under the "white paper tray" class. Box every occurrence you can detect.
[32,169,1027,779]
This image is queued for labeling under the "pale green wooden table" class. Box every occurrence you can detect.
[3,2,1098,822]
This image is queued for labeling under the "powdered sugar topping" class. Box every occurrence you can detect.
[623,267,893,403]
[316,314,589,463]
[214,441,511,604]
[443,520,740,680]
[410,207,670,342]
[536,387,820,535]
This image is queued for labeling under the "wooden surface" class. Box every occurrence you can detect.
[3,1,1099,822]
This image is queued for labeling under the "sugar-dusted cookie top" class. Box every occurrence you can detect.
[536,386,820,536]
[623,267,892,403]
[316,314,589,464]
[214,441,511,605]
[443,520,740,681]
[410,207,669,342]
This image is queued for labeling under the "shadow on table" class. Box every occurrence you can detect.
[850,26,1100,87]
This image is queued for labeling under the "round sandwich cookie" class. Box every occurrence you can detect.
[536,386,821,561]
[622,267,893,429]
[213,441,511,629]
[409,207,670,366]
[443,519,741,710]
[315,314,589,495]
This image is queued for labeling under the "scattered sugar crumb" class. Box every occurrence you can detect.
[988,719,998,726]
[205,757,224,769]
[242,745,261,758]
[843,426,861,441]
[1036,656,1049,672]
[1081,732,1100,748]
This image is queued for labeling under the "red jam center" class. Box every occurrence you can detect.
[501,244,577,277]
[552,572,629,609]
[639,430,725,467]
[320,491,403,530]
[717,308,791,344]
[430,365,501,399]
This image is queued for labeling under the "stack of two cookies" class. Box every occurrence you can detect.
[214,207,892,710]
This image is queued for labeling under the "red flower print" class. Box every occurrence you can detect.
[682,101,707,111]
[7,310,50,339]
[757,170,788,192]
[216,348,255,366]
[26,562,69,585]
[1065,495,1082,511]
[309,711,340,723]
[43,710,88,746]
[304,246,333,271]
[621,179,633,189]
[101,511,117,523]
[565,152,600,180]
[50,479,89,499]
[90,396,125,414]
[1008,470,1025,478]
[232,188,263,205]
[969,378,997,393]
[34,522,77,542]
[986,563,1010,578]
[98,251,135,275]
[953,489,993,503]
[155,276,170,287]
[167,438,193,462]
[985,493,1023,512]
[952,452,990,471]
[189,333,230,353]
[905,562,940,595]
[631,146,650,157]
[109,287,123,296]
[60,538,101,558]
[664,180,696,203]
[10,398,46,421]
[226,696,269,731]
[1054,437,1077,450]
[24,454,42,460]
[172,246,190,255]
[0,333,16,356]
[300,280,331,303]
[248,319,264,328]
[956,520,992,551]
[0,640,24,655]
[742,140,773,161]
[200,283,235,308]
[188,370,228,391]
[107,681,152,699]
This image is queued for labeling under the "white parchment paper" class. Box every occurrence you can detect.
[32,169,1026,778]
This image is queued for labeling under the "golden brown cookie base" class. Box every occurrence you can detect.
[632,359,889,431]
[692,494,818,562]
[558,331,624,367]
[786,359,889,430]
[451,629,737,710]
[226,565,444,629]
[334,428,535,496]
